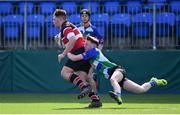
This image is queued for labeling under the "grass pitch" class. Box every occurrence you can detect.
[0,94,180,114]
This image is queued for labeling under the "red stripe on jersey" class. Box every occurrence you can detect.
[73,28,81,35]
[62,37,69,45]
[63,27,73,37]
[71,37,85,53]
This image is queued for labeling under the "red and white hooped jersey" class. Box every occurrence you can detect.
[60,21,85,53]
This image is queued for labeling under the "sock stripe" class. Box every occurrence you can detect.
[69,73,87,89]
[69,74,77,83]
[150,81,156,87]
[91,95,100,101]
[116,92,121,97]
[79,82,86,89]
[73,77,80,84]
[91,95,98,99]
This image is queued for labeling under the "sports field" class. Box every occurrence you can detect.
[0,94,180,114]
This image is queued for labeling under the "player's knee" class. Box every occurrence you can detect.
[110,78,116,84]
[60,70,65,77]
[86,75,93,81]
[61,67,71,76]
[60,69,70,79]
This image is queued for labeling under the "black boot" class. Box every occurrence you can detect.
[78,85,92,99]
[88,100,102,108]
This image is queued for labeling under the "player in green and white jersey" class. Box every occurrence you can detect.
[67,35,168,105]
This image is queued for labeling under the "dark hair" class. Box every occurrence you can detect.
[86,35,99,46]
[54,9,67,18]
[80,9,90,17]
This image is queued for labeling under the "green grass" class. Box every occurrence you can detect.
[0,94,180,114]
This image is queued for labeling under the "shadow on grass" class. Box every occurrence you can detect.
[53,107,127,110]
[52,107,170,110]
[0,94,180,104]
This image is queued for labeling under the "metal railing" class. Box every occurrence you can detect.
[0,1,180,50]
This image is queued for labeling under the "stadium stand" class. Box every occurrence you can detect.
[0,16,2,47]
[111,13,131,38]
[19,2,34,14]
[82,2,99,14]
[69,14,81,25]
[46,15,59,39]
[91,13,109,38]
[156,12,175,37]
[61,2,77,14]
[170,1,180,13]
[0,0,180,49]
[3,15,23,39]
[175,15,180,38]
[0,15,1,23]
[27,14,44,39]
[133,13,153,38]
[104,2,119,14]
[127,1,142,14]
[147,0,166,3]
[143,3,164,11]
[0,2,13,15]
[40,2,56,15]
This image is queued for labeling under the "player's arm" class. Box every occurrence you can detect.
[58,36,76,62]
[67,53,83,61]
[62,37,76,56]
[68,48,99,61]
[58,27,77,62]
[62,27,77,56]
[54,33,61,47]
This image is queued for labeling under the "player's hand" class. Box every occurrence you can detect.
[67,53,72,58]
[54,34,61,46]
[58,53,65,62]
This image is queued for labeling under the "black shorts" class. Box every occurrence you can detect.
[109,66,127,88]
[65,48,91,74]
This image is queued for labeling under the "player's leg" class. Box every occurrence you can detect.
[77,70,102,108]
[75,71,87,83]
[71,57,99,101]
[86,72,102,108]
[123,79,151,93]
[109,69,123,104]
[110,69,123,94]
[123,77,167,94]
[61,66,91,95]
[92,73,99,91]
[61,66,74,80]
[86,67,97,93]
[76,70,97,93]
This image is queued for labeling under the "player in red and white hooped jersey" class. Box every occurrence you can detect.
[61,21,85,53]
[53,9,102,108]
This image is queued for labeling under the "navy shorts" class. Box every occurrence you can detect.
[109,66,127,88]
[65,48,91,74]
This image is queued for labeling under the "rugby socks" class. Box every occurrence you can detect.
[142,82,152,91]
[69,73,87,90]
[88,92,100,102]
[150,81,156,87]
[116,92,121,98]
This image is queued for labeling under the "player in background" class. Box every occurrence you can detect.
[67,35,168,105]
[77,9,104,50]
[53,9,102,108]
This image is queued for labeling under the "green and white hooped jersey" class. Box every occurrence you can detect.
[82,48,117,79]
